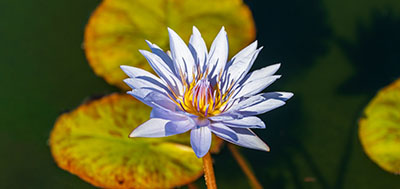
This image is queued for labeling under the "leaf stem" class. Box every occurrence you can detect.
[202,152,217,189]
[228,144,263,189]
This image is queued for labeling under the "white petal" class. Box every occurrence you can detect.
[140,50,183,95]
[150,108,188,121]
[209,122,238,141]
[168,27,196,82]
[128,89,177,111]
[212,125,269,151]
[130,118,194,138]
[189,26,208,72]
[145,40,177,76]
[230,128,270,151]
[207,27,229,79]
[209,114,241,122]
[232,75,281,99]
[241,63,281,85]
[228,92,292,115]
[224,41,258,83]
[165,118,195,136]
[261,92,294,101]
[190,126,212,158]
[120,65,163,84]
[123,77,170,95]
[222,116,265,129]
[240,98,286,115]
[236,92,290,108]
[129,118,169,137]
[222,46,262,95]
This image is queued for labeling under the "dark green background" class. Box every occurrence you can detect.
[1,0,399,188]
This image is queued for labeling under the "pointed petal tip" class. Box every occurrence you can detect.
[145,40,152,46]
[167,27,177,38]
[120,65,133,76]
[120,65,129,70]
[285,92,294,99]
[129,130,138,138]
[167,27,176,35]
[220,26,227,34]
[190,127,212,159]
[258,141,270,152]
[123,78,130,84]
[138,49,150,56]
[192,26,200,34]
[195,151,206,158]
[193,147,209,158]
[251,40,258,47]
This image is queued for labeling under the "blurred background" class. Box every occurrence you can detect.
[1,0,399,188]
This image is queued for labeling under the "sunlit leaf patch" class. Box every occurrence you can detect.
[359,79,400,174]
[84,0,255,89]
[50,93,221,188]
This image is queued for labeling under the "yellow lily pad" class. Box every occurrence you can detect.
[50,93,222,188]
[359,79,400,174]
[84,0,255,90]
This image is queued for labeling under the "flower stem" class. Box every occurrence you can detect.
[228,144,263,189]
[202,152,217,189]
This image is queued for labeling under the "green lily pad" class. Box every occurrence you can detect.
[50,93,222,188]
[84,0,255,90]
[359,78,400,174]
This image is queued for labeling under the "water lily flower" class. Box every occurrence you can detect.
[121,26,293,158]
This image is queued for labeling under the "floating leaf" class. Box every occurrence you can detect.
[84,0,255,89]
[359,79,400,174]
[50,93,222,188]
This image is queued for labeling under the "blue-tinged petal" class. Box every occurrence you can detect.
[226,92,292,115]
[212,125,270,151]
[139,50,183,95]
[129,118,169,137]
[189,26,208,72]
[223,41,258,85]
[239,98,286,116]
[165,118,195,136]
[168,27,196,82]
[120,65,163,84]
[232,75,281,99]
[240,63,281,85]
[150,108,188,121]
[128,89,178,111]
[230,128,270,151]
[215,92,293,118]
[209,113,243,122]
[261,92,293,101]
[129,118,194,138]
[190,126,212,158]
[145,40,178,77]
[209,122,238,141]
[207,27,229,79]
[123,77,170,95]
[234,92,291,109]
[222,116,265,129]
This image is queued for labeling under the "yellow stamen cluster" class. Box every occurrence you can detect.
[169,66,234,118]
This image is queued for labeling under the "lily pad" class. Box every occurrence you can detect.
[50,93,221,188]
[84,0,255,90]
[359,78,400,174]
